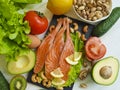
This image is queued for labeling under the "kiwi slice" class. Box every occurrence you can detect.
[10,75,27,90]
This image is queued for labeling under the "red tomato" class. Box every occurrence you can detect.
[85,37,106,61]
[24,11,48,35]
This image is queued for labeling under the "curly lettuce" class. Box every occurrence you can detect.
[12,0,42,9]
[11,0,42,3]
[0,0,41,61]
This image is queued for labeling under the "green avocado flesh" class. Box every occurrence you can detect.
[7,50,35,74]
[10,75,27,90]
[92,56,119,85]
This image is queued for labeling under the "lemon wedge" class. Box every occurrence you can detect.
[52,78,65,86]
[65,54,78,65]
[50,68,64,78]
[65,52,82,65]
[74,52,82,61]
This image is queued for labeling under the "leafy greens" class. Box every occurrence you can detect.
[64,32,84,87]
[12,0,42,4]
[0,0,42,61]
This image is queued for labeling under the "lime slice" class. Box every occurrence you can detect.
[52,78,65,86]
[65,54,78,65]
[74,52,82,61]
[50,68,64,78]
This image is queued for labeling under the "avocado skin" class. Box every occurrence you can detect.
[91,56,119,86]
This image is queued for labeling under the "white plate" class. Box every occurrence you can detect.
[0,0,120,90]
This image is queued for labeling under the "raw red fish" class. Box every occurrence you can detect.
[59,18,74,81]
[45,18,67,80]
[33,19,63,74]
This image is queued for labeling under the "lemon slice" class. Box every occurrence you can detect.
[52,78,65,86]
[74,52,82,61]
[65,54,78,65]
[50,68,64,78]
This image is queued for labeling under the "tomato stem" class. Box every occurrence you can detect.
[35,11,44,17]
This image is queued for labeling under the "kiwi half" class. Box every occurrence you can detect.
[10,75,27,90]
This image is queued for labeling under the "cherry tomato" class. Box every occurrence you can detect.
[24,11,48,35]
[85,37,106,61]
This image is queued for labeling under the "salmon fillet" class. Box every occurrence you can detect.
[45,18,67,80]
[33,19,63,74]
[59,18,74,81]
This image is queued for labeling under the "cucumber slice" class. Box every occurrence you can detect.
[10,75,27,90]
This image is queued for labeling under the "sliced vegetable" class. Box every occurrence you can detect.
[24,11,48,35]
[0,71,9,90]
[92,7,120,37]
[92,56,119,85]
[10,75,27,90]
[7,50,35,74]
[85,37,106,60]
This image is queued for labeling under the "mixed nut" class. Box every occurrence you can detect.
[73,0,111,21]
[69,20,88,41]
[31,71,52,88]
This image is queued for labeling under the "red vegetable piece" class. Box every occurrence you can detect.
[24,11,48,35]
[85,37,106,61]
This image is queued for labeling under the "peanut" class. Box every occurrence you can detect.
[83,25,88,33]
[81,34,87,41]
[73,23,79,30]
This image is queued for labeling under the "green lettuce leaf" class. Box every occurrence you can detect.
[64,59,82,87]
[12,0,42,9]
[63,32,84,87]
[0,0,37,61]
[12,0,42,4]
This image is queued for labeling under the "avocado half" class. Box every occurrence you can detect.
[92,56,119,85]
[7,50,35,74]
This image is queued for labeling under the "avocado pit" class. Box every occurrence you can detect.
[100,66,112,79]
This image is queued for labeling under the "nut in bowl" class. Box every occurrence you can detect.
[73,0,112,24]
